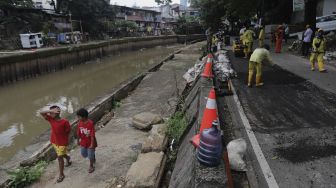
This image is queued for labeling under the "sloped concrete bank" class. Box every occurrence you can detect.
[0,48,181,187]
[26,42,205,188]
[0,34,204,85]
[169,73,228,187]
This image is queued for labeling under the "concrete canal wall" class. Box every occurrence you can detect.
[0,34,204,85]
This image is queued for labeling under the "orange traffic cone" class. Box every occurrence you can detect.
[201,59,214,78]
[207,53,213,62]
[191,88,218,148]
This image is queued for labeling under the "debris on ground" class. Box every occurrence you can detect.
[227,138,247,172]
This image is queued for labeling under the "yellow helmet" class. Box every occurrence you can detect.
[306,24,310,28]
[318,28,323,32]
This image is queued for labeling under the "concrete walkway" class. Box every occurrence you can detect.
[30,42,203,188]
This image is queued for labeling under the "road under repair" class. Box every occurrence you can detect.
[226,51,336,188]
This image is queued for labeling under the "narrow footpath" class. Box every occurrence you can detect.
[30,42,204,188]
[225,44,336,187]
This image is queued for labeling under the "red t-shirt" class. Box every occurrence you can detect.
[76,120,95,148]
[46,116,71,146]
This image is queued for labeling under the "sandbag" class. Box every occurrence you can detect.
[227,138,247,171]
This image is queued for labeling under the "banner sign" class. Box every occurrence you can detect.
[293,0,305,12]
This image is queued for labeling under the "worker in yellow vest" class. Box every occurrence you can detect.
[258,26,265,48]
[243,27,255,58]
[248,44,274,87]
[310,29,327,72]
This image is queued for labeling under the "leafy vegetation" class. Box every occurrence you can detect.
[174,16,203,35]
[166,111,188,143]
[7,161,48,188]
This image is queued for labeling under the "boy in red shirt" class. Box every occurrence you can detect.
[40,105,71,183]
[76,108,97,173]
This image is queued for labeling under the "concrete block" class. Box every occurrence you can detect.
[126,152,166,188]
[141,124,168,153]
[132,112,163,130]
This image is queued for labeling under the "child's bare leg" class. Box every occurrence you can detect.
[58,156,65,177]
[64,154,71,166]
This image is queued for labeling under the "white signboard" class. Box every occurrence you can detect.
[293,0,305,12]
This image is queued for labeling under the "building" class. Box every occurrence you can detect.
[113,5,161,30]
[33,0,54,10]
[317,0,336,16]
[180,0,188,10]
[291,0,336,23]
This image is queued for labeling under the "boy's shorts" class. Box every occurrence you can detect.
[80,147,95,160]
[52,144,68,157]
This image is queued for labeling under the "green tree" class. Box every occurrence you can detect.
[0,0,33,8]
[54,0,114,37]
[304,0,317,29]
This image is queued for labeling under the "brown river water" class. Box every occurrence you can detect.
[0,45,182,164]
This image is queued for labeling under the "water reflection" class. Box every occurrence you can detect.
[0,45,181,164]
[0,123,24,149]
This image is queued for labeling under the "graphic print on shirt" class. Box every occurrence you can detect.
[79,127,91,137]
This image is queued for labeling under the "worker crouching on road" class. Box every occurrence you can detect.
[248,44,275,87]
[310,29,327,72]
[243,27,255,58]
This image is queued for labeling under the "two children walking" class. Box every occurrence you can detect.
[40,106,97,183]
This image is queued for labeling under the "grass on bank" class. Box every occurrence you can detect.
[6,161,47,188]
[166,111,188,143]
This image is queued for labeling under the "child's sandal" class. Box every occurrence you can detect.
[56,175,65,183]
[88,167,95,173]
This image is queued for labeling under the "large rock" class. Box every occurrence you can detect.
[132,112,163,130]
[126,152,166,188]
[141,124,168,153]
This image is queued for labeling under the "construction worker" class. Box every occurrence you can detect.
[247,44,274,87]
[275,25,284,53]
[243,27,254,58]
[310,29,327,72]
[258,26,265,47]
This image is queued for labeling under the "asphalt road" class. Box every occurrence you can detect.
[228,51,336,188]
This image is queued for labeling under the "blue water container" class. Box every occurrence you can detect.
[197,120,223,167]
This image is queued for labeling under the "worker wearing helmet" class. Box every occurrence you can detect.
[248,44,275,87]
[310,29,327,72]
[258,26,265,48]
[243,27,255,58]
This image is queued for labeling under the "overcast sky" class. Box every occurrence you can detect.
[110,0,180,7]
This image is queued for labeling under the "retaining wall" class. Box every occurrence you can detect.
[0,49,180,188]
[0,34,204,85]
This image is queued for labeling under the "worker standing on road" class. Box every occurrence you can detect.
[310,29,327,72]
[275,25,284,53]
[247,44,274,87]
[243,27,255,58]
[258,26,265,47]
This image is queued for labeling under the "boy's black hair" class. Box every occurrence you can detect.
[50,105,60,110]
[263,44,271,51]
[76,108,89,118]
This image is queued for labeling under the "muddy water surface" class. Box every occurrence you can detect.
[0,45,181,164]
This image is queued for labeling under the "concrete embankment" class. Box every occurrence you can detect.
[0,34,204,85]
[1,42,205,187]
[0,47,180,187]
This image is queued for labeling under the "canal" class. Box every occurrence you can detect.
[0,44,182,164]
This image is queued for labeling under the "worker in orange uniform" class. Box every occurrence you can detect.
[243,27,255,58]
[248,44,275,87]
[310,29,327,72]
[275,25,284,53]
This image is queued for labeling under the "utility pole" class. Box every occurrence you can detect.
[69,11,74,43]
